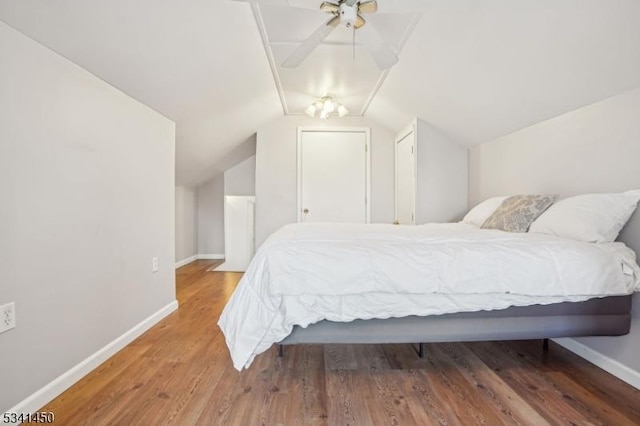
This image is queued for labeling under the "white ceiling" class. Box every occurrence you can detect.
[256,3,420,114]
[1,0,640,186]
[367,0,640,144]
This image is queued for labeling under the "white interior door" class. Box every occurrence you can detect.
[298,129,369,223]
[216,195,255,272]
[395,127,416,225]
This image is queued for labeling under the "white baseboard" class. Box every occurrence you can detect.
[553,337,640,390]
[174,254,225,269]
[174,255,197,269]
[198,253,225,260]
[7,300,179,417]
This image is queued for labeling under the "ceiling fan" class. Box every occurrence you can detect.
[235,0,400,70]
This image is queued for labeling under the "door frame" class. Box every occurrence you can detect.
[394,122,417,224]
[297,127,371,223]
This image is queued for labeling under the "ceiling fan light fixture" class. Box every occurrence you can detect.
[305,104,317,117]
[323,99,335,113]
[319,1,339,13]
[358,0,378,14]
[307,96,347,119]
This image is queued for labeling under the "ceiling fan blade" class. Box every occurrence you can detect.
[320,1,340,13]
[231,0,329,11]
[358,0,378,14]
[375,0,470,14]
[282,16,340,68]
[355,14,366,29]
[231,0,291,6]
[356,23,398,70]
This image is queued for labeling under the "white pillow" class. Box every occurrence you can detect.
[462,196,508,227]
[529,190,640,243]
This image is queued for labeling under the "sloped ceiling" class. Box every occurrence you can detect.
[1,0,640,187]
[0,0,283,186]
[367,0,640,144]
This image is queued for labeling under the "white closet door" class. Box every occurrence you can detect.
[298,129,369,223]
[395,128,416,225]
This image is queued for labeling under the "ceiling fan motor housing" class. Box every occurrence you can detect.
[339,3,358,28]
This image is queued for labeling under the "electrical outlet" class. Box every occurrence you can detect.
[0,302,16,334]
[152,257,159,273]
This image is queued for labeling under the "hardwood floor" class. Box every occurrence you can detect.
[37,260,640,425]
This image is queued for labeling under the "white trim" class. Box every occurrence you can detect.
[174,255,197,269]
[395,121,416,143]
[249,3,288,115]
[7,301,179,418]
[197,254,225,260]
[296,127,371,224]
[297,126,303,222]
[553,338,640,390]
[365,128,371,224]
[175,254,225,269]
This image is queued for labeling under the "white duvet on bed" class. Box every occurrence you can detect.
[218,222,640,370]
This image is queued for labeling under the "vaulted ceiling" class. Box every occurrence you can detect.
[1,0,640,187]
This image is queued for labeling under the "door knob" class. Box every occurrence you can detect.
[303,208,309,214]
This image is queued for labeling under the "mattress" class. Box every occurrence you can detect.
[219,222,640,370]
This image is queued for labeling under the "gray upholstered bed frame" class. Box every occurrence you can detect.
[278,295,632,350]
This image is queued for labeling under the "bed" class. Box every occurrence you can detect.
[218,221,640,370]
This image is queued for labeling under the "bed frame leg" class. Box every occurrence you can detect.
[277,344,284,358]
[418,343,425,359]
[543,338,549,351]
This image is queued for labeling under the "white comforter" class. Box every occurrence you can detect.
[218,223,640,370]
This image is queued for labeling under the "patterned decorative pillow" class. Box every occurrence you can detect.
[481,194,557,232]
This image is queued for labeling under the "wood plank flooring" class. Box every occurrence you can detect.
[36,260,640,425]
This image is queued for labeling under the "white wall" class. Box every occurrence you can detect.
[224,155,256,196]
[0,22,176,411]
[197,174,225,256]
[255,116,395,246]
[414,119,468,224]
[469,88,640,378]
[193,154,255,259]
[175,186,198,263]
